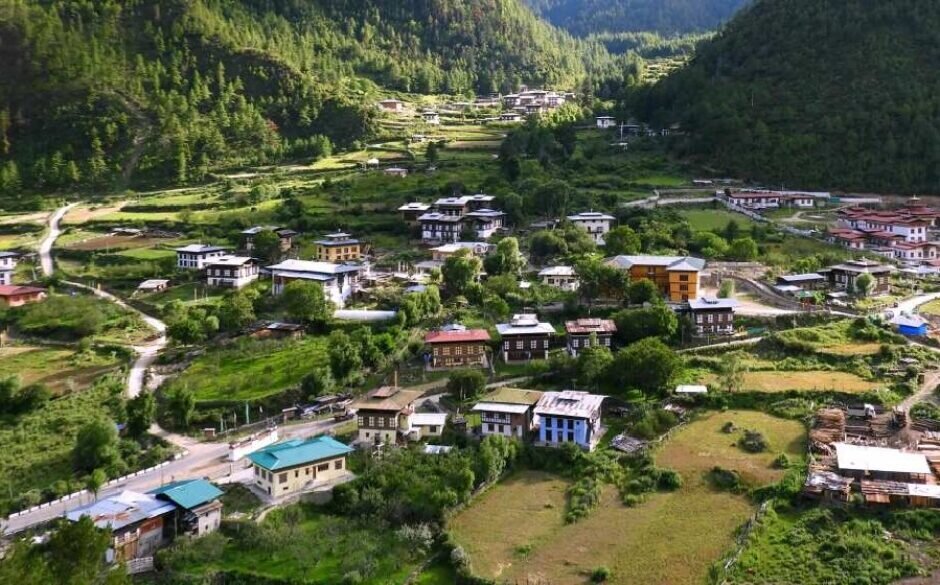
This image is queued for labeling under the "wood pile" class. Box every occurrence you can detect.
[810,408,845,448]
[911,418,940,433]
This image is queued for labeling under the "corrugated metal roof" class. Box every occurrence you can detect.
[835,443,931,475]
[248,436,353,471]
[149,479,223,510]
[66,491,176,531]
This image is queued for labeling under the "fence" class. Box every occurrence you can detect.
[126,557,154,575]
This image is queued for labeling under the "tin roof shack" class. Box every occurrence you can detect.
[472,387,543,439]
[351,386,422,446]
[835,443,932,483]
[776,273,828,291]
[66,491,177,562]
[565,318,616,356]
[149,479,224,537]
[496,314,556,362]
[891,313,929,337]
[534,390,607,451]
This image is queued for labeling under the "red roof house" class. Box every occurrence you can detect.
[0,285,47,307]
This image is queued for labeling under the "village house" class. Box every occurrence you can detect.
[148,479,224,537]
[891,313,929,336]
[539,265,579,291]
[496,313,556,362]
[378,98,404,113]
[827,228,868,250]
[463,208,506,239]
[685,297,739,336]
[497,112,523,123]
[266,259,361,306]
[421,111,441,125]
[596,116,617,129]
[606,255,705,302]
[248,436,354,499]
[135,279,169,295]
[0,284,46,307]
[314,232,362,263]
[501,87,570,114]
[251,321,306,340]
[0,251,18,286]
[399,202,432,224]
[567,211,615,245]
[725,191,781,209]
[205,256,259,289]
[240,226,297,253]
[565,318,616,356]
[820,259,894,295]
[472,387,543,439]
[174,244,229,270]
[534,390,606,451]
[724,190,827,210]
[417,212,463,243]
[417,194,504,243]
[424,325,491,369]
[410,412,448,439]
[430,242,493,261]
[351,385,422,445]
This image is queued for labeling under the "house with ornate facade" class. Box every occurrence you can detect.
[472,387,543,439]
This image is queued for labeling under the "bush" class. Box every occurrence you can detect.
[707,466,743,492]
[772,453,790,469]
[738,430,769,453]
[657,469,683,491]
[590,566,611,583]
[721,421,736,434]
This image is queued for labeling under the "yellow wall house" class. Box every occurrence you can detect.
[248,436,353,499]
[314,232,362,262]
[605,255,705,302]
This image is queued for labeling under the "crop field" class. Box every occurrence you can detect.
[0,345,122,396]
[700,370,880,393]
[679,209,757,231]
[450,410,805,585]
[64,234,179,252]
[166,337,329,403]
[62,203,127,225]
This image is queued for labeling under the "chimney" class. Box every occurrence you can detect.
[393,370,399,388]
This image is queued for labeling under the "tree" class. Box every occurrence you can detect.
[282,280,333,326]
[166,387,195,429]
[576,257,628,306]
[72,419,121,474]
[301,367,335,399]
[85,468,107,501]
[627,278,659,305]
[482,294,510,322]
[604,226,641,255]
[425,141,440,164]
[252,229,283,264]
[446,369,486,402]
[529,230,568,263]
[613,305,678,344]
[328,330,362,381]
[219,290,257,331]
[720,352,746,393]
[718,280,735,298]
[441,248,482,297]
[729,237,759,261]
[855,273,875,297]
[47,515,129,585]
[606,338,681,396]
[576,342,613,390]
[724,220,741,242]
[484,237,526,276]
[126,393,156,439]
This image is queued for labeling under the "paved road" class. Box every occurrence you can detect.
[896,292,940,316]
[38,203,76,276]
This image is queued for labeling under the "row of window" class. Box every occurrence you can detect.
[695,313,732,324]
[503,340,550,350]
[569,337,611,348]
[436,345,484,356]
[543,417,578,431]
[485,423,514,433]
[357,415,397,428]
[254,460,343,484]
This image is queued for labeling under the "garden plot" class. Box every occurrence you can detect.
[700,370,880,393]
[0,346,122,396]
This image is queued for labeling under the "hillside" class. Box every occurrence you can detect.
[635,0,940,193]
[0,0,596,201]
[525,0,749,35]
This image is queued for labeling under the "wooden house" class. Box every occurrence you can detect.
[496,314,555,362]
[820,259,894,295]
[685,297,738,335]
[565,318,616,356]
[472,387,543,439]
[424,326,491,369]
[351,386,422,446]
[606,255,705,302]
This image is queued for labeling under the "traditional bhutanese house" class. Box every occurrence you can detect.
[240,226,297,253]
[891,313,929,337]
[686,297,739,335]
[835,443,932,483]
[464,208,505,239]
[606,255,705,302]
[539,266,579,291]
[399,202,432,224]
[148,479,224,537]
[351,386,422,446]
[417,212,463,243]
[725,191,781,210]
[265,259,361,306]
[820,259,894,295]
[0,284,46,307]
[776,273,827,291]
[827,228,867,250]
[0,251,18,286]
[421,111,440,125]
[496,314,556,362]
[472,387,543,439]
[174,244,229,270]
[424,326,491,369]
[66,490,177,562]
[565,318,616,356]
[248,436,354,499]
[205,256,259,289]
[314,232,362,263]
[566,211,615,245]
[534,390,606,451]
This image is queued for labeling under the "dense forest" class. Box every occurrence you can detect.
[524,0,749,36]
[0,0,619,199]
[634,0,940,193]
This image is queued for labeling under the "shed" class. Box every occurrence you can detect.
[675,384,708,395]
[891,313,929,337]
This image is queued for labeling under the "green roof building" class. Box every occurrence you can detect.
[248,436,354,499]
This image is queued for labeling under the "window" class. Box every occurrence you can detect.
[279,473,287,484]
[294,470,299,478]
[357,416,364,426]
[516,341,523,350]
[317,463,329,472]
[571,339,579,348]
[377,417,384,428]
[707,314,714,323]
[368,416,375,427]
[429,425,438,433]
[530,339,538,349]
[334,460,343,470]
[306,468,311,476]
[679,274,689,282]
[543,340,549,349]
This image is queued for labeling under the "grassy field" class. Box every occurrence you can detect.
[0,345,122,396]
[774,320,895,356]
[919,299,940,316]
[679,209,756,231]
[450,410,806,585]
[700,370,880,393]
[167,337,329,403]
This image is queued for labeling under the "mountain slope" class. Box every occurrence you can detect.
[0,0,595,200]
[636,0,940,193]
[525,0,749,35]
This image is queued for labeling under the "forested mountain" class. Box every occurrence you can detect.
[635,0,940,193]
[525,0,749,35]
[0,0,604,198]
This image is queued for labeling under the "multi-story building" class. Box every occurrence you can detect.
[265,259,361,306]
[565,318,616,356]
[0,251,18,285]
[351,386,422,446]
[415,194,504,243]
[539,266,579,291]
[424,325,491,369]
[463,209,506,239]
[685,297,738,336]
[417,212,463,243]
[496,314,555,362]
[534,390,606,451]
[472,387,543,439]
[567,211,615,245]
[205,256,259,289]
[240,226,297,253]
[175,244,229,270]
[820,259,894,295]
[606,255,705,302]
[314,232,361,263]
[399,202,432,224]
[248,436,353,499]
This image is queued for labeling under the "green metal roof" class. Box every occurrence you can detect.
[149,479,223,510]
[247,436,354,471]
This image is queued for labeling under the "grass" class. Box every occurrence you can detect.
[700,370,880,393]
[138,282,226,308]
[773,320,897,356]
[113,247,177,260]
[918,299,940,316]
[0,345,122,396]
[166,337,329,403]
[449,410,805,585]
[680,209,757,231]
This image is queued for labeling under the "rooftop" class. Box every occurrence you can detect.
[266,259,361,275]
[539,266,576,277]
[0,284,45,296]
[399,202,432,211]
[479,386,543,406]
[565,318,616,335]
[567,211,615,221]
[687,297,739,310]
[675,384,708,394]
[66,490,176,531]
[0,251,19,259]
[425,328,491,344]
[248,436,354,471]
[411,412,448,427]
[606,255,706,272]
[207,255,255,267]
[352,386,422,412]
[534,390,606,419]
[496,314,556,336]
[778,273,826,283]
[175,244,228,254]
[835,443,931,475]
[148,479,223,510]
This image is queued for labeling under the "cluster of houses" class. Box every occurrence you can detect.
[775,258,895,299]
[828,197,940,269]
[720,189,831,210]
[377,86,573,126]
[399,194,506,244]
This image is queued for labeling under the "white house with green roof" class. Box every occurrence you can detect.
[248,436,353,499]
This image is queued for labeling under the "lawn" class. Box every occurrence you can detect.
[699,370,880,393]
[449,410,806,585]
[919,299,940,316]
[166,337,329,403]
[0,345,122,396]
[138,282,226,308]
[680,209,757,231]
[113,247,177,260]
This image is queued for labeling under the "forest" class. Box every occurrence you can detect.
[524,0,749,36]
[633,0,940,193]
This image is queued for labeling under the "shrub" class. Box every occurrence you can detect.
[738,430,768,453]
[590,566,611,582]
[772,453,790,469]
[721,421,736,434]
[707,466,743,492]
[657,469,683,491]
[450,545,470,569]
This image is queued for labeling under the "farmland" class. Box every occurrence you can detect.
[0,345,122,396]
[699,370,880,393]
[450,410,806,585]
[680,208,756,231]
